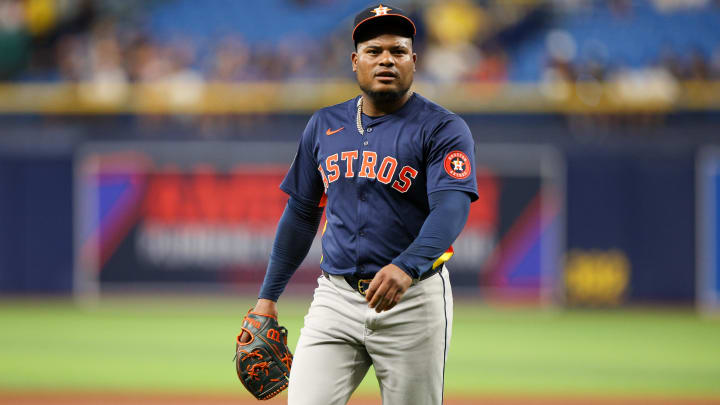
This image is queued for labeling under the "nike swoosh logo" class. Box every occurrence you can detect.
[326,127,344,135]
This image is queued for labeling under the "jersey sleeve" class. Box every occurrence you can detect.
[424,114,479,201]
[279,113,326,206]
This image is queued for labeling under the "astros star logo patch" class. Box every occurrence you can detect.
[372,4,392,15]
[444,151,471,179]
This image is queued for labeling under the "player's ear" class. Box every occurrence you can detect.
[351,51,358,72]
[412,53,417,71]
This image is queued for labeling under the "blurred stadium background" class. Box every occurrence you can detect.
[1,0,720,404]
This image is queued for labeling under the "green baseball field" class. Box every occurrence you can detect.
[1,295,719,405]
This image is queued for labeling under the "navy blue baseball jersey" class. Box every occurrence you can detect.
[280,93,479,276]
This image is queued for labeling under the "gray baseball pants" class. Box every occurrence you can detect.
[287,266,453,405]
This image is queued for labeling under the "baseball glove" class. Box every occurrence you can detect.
[234,310,293,400]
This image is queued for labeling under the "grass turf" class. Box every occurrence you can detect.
[0,296,719,398]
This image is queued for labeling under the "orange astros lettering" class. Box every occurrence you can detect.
[341,150,359,177]
[326,154,340,182]
[392,166,418,193]
[317,150,418,193]
[358,151,378,179]
[376,156,398,184]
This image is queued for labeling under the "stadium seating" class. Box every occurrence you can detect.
[508,0,720,81]
[147,0,367,44]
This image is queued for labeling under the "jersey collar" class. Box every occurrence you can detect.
[349,92,418,127]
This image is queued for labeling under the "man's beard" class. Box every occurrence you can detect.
[359,83,411,106]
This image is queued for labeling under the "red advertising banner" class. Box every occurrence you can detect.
[75,142,563,303]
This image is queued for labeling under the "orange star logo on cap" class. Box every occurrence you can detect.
[372,4,392,15]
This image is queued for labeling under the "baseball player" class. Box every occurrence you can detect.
[239,4,478,404]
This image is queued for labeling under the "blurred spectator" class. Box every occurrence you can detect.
[545,29,577,81]
[321,34,353,79]
[422,0,484,83]
[539,29,576,101]
[0,1,30,79]
[609,0,633,17]
[611,65,679,106]
[579,40,610,82]
[467,41,508,82]
[0,0,717,127]
[133,42,173,82]
[685,47,710,80]
[79,19,129,104]
[161,40,203,108]
[25,0,61,36]
[423,40,481,83]
[210,36,252,82]
[55,33,83,80]
[658,44,684,79]
[712,45,720,78]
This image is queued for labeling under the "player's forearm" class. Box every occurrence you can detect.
[258,196,324,302]
[391,190,471,278]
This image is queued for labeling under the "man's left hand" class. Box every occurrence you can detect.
[365,264,412,313]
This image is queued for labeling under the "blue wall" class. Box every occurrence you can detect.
[0,155,73,293]
[0,114,711,302]
[566,147,696,302]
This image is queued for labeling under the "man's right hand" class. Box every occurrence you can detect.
[238,299,278,343]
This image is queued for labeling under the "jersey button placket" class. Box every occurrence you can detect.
[356,124,367,271]
[356,121,375,274]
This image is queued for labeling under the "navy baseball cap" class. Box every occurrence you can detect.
[352,4,416,44]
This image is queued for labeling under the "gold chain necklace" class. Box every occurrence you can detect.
[356,96,364,135]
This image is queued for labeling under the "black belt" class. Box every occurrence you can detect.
[323,266,441,296]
